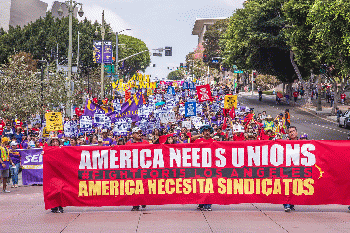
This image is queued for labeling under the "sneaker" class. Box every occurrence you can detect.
[207,208,212,211]
[348,206,350,211]
[203,208,208,211]
[290,207,295,211]
[51,207,59,213]
[284,207,291,212]
[141,205,146,209]
[3,190,10,193]
[11,185,15,188]
[15,184,18,188]
[197,205,203,210]
[58,206,64,213]
[131,206,140,211]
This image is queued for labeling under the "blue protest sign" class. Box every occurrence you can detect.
[185,102,196,117]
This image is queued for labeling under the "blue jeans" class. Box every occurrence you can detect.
[10,163,20,185]
[283,204,294,209]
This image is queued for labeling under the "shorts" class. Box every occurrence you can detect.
[0,169,9,178]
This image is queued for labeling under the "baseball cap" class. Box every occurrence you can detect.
[10,141,18,146]
[132,127,142,133]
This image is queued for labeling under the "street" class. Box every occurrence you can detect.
[239,94,349,140]
[0,185,350,233]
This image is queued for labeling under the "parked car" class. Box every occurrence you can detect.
[339,111,350,128]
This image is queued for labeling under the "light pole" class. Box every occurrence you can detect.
[115,29,131,96]
[58,0,84,118]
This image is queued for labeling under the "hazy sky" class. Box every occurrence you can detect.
[43,0,245,79]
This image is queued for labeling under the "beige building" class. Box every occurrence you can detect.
[192,17,226,45]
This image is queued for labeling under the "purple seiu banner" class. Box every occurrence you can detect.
[19,149,43,185]
[107,92,143,122]
[83,99,114,118]
[93,40,113,64]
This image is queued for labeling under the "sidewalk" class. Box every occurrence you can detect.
[240,91,350,123]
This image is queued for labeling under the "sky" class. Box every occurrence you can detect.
[42,0,245,80]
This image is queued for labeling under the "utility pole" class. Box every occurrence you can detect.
[58,0,84,118]
[316,75,322,111]
[251,70,255,95]
[77,31,80,78]
[100,11,106,99]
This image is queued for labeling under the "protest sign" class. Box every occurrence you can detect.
[80,116,93,133]
[182,121,191,129]
[45,112,63,131]
[113,119,130,136]
[43,141,350,209]
[224,95,238,109]
[20,149,43,185]
[185,102,196,117]
[196,85,213,102]
[64,121,78,137]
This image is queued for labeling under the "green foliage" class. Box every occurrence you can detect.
[221,0,305,82]
[0,52,69,119]
[167,70,184,80]
[0,12,150,78]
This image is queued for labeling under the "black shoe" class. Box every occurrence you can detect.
[348,206,350,211]
[51,207,59,213]
[131,206,140,211]
[58,206,64,213]
[284,207,291,212]
[141,205,146,209]
[197,204,203,210]
[290,207,295,211]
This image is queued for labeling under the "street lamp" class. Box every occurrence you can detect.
[115,28,131,89]
[94,11,108,99]
[57,0,84,118]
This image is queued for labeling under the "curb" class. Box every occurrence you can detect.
[296,106,337,125]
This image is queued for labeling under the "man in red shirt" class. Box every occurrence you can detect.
[126,127,148,211]
[0,118,5,138]
[195,125,215,211]
[293,91,299,102]
[341,93,346,104]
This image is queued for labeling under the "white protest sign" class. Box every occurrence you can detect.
[64,121,78,137]
[80,116,93,133]
[182,121,191,129]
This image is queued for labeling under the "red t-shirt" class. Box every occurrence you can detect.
[341,94,346,99]
[293,92,299,98]
[125,139,149,145]
[0,121,5,135]
[194,138,216,143]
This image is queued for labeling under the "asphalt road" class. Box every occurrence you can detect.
[239,94,349,140]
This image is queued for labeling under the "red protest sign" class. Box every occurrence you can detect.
[196,84,213,102]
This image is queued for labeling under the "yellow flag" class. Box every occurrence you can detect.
[224,95,238,109]
[45,112,63,131]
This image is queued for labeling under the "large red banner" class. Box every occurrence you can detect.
[43,141,350,209]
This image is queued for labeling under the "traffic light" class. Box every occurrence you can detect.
[165,47,172,56]
[253,71,257,80]
[180,63,183,68]
[203,54,209,62]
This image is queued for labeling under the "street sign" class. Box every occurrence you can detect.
[212,59,219,63]
[104,65,115,73]
[165,47,172,56]
[234,70,244,73]
[153,53,162,57]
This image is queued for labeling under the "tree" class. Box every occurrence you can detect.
[203,19,229,70]
[0,12,151,104]
[167,70,184,80]
[0,52,69,119]
[306,0,350,111]
[221,0,307,86]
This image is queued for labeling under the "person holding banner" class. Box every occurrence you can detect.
[195,125,215,211]
[9,141,20,188]
[126,127,148,211]
[0,137,14,193]
[283,126,298,212]
[47,137,64,213]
